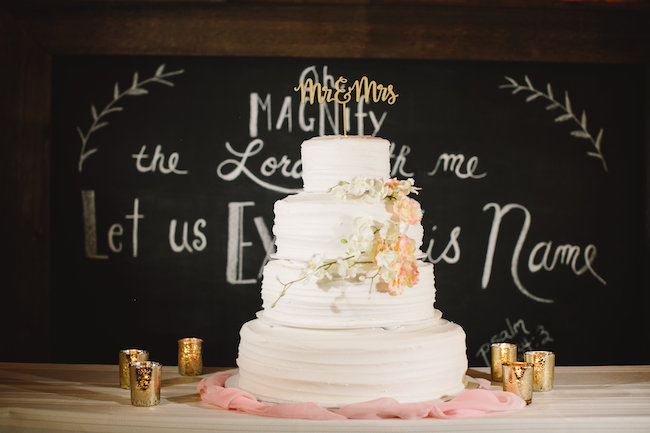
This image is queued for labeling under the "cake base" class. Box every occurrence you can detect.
[235,315,468,408]
[225,372,480,408]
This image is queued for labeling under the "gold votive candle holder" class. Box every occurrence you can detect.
[502,361,534,404]
[524,350,555,392]
[129,361,162,407]
[119,349,149,389]
[490,343,517,382]
[178,337,203,376]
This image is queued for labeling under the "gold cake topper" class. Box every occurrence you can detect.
[294,75,398,135]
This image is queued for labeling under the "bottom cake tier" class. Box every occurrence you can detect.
[235,314,468,408]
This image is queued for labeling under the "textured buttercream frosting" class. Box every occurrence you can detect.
[273,192,424,261]
[261,260,437,328]
[236,316,468,408]
[301,136,390,192]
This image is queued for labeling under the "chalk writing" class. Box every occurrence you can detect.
[249,91,387,137]
[425,225,461,264]
[226,202,275,285]
[226,202,257,285]
[82,191,143,259]
[482,202,606,304]
[389,143,414,178]
[475,318,555,366]
[254,216,275,278]
[427,153,487,179]
[81,190,108,259]
[132,144,188,174]
[124,198,144,258]
[216,139,301,194]
[529,242,606,285]
[168,219,207,253]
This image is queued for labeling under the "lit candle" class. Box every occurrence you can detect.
[178,337,203,376]
[524,350,555,392]
[119,349,148,389]
[490,343,517,382]
[129,361,162,406]
[502,361,534,404]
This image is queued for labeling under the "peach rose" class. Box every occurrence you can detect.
[393,196,423,225]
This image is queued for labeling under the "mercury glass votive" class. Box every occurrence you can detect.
[490,343,517,382]
[502,361,534,404]
[119,349,149,389]
[524,350,555,392]
[178,337,203,376]
[129,361,162,406]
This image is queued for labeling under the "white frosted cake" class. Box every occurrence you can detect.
[234,135,468,408]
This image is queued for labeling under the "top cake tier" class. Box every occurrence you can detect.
[301,135,391,192]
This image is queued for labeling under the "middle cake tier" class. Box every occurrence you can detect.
[262,259,438,328]
[273,192,425,261]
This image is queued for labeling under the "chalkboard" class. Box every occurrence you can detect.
[51,56,647,367]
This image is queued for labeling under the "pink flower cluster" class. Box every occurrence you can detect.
[373,234,419,296]
[384,178,423,225]
[393,195,423,225]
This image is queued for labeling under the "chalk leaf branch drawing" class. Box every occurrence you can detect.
[499,75,607,172]
[77,64,185,172]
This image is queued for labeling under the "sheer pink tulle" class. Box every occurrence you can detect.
[198,372,525,420]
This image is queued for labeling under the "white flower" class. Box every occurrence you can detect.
[344,217,377,257]
[349,177,371,196]
[378,220,400,243]
[304,254,330,281]
[375,249,397,268]
[333,259,353,279]
[328,177,391,204]
[377,265,394,285]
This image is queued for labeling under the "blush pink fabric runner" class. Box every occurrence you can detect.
[197,372,526,420]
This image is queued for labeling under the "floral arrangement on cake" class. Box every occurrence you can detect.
[272,177,423,307]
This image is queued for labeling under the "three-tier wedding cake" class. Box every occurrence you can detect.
[233,135,468,408]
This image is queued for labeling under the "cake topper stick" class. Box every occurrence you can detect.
[294,75,399,136]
